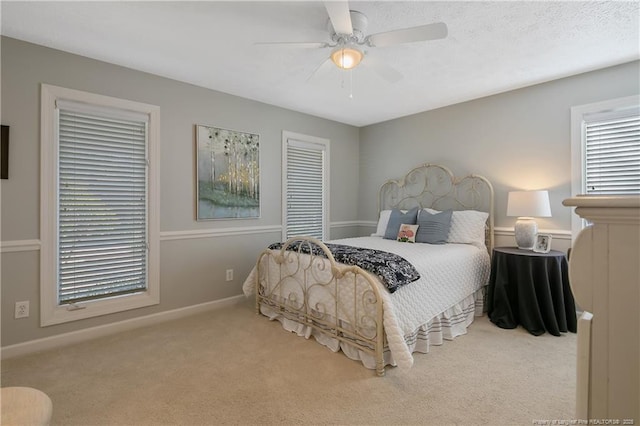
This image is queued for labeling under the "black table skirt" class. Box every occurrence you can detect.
[487,247,577,336]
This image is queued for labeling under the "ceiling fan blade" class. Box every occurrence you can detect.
[366,56,403,83]
[324,1,353,35]
[366,22,448,47]
[306,57,334,82]
[254,41,329,49]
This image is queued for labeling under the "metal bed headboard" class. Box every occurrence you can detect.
[378,163,495,252]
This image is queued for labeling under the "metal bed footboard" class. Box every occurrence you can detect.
[255,236,387,376]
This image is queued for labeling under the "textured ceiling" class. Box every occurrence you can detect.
[2,1,639,127]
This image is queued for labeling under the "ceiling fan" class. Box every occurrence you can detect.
[256,1,448,83]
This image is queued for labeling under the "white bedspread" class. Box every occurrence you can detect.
[243,236,490,370]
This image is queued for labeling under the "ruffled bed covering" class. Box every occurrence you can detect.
[259,287,485,371]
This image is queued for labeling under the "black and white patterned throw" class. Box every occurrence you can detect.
[268,241,420,293]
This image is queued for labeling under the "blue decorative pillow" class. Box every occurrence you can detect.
[415,209,453,244]
[384,207,419,240]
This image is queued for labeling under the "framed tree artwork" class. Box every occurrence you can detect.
[196,124,260,220]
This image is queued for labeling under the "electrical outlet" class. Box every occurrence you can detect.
[226,269,234,282]
[15,301,29,319]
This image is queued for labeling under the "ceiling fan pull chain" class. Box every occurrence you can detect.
[349,69,354,99]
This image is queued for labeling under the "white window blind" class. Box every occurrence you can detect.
[285,140,326,240]
[584,113,640,195]
[57,107,148,304]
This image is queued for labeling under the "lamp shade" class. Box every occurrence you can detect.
[507,190,552,218]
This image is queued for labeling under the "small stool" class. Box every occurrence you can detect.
[1,387,52,425]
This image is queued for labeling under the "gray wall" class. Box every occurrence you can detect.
[2,35,638,348]
[358,61,640,246]
[0,37,360,346]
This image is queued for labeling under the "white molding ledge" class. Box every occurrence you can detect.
[330,221,363,228]
[3,223,369,248]
[0,239,41,253]
[2,227,284,250]
[1,295,246,360]
[359,223,572,240]
[159,225,281,241]
[359,220,378,228]
[494,226,572,240]
[1,225,572,251]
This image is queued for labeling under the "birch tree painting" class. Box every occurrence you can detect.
[196,125,260,219]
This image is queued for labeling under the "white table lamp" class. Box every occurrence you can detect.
[507,190,552,250]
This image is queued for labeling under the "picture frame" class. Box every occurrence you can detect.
[533,233,552,253]
[1,125,9,179]
[196,124,260,220]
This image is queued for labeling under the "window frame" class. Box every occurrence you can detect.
[40,84,160,326]
[570,94,640,238]
[281,130,330,241]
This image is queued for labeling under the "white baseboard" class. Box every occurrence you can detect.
[0,295,246,360]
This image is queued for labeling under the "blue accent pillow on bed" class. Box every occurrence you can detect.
[384,207,419,240]
[415,209,453,244]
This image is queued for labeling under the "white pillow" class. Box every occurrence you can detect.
[423,208,488,247]
[372,209,393,237]
[448,210,489,247]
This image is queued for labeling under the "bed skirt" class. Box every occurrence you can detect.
[260,287,485,371]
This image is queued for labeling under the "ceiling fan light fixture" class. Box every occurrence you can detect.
[330,45,363,70]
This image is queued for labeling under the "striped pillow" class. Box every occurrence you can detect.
[415,209,452,244]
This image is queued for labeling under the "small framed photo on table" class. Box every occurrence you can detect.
[533,233,552,253]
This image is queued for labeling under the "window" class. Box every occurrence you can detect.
[570,95,640,235]
[282,131,330,241]
[41,84,160,326]
[584,112,640,195]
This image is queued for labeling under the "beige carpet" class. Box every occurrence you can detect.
[1,298,576,425]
